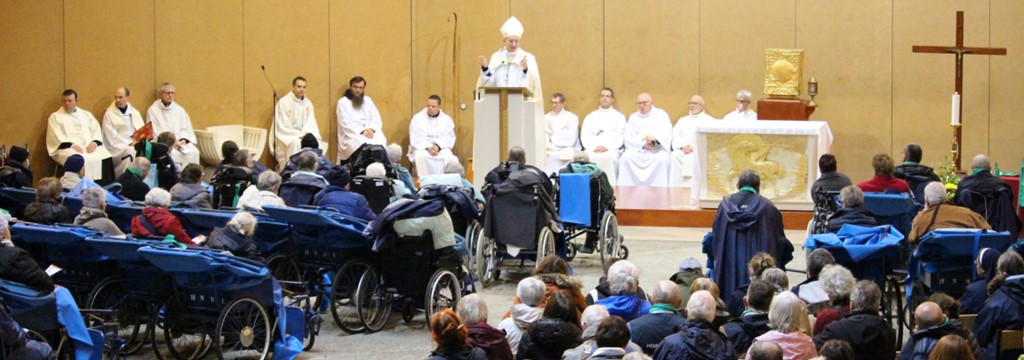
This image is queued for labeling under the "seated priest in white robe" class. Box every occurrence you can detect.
[147,82,200,170]
[101,87,144,177]
[544,93,580,174]
[476,16,542,101]
[722,89,757,121]
[47,89,114,184]
[336,76,386,161]
[618,93,672,187]
[671,95,715,187]
[273,76,327,171]
[580,88,626,186]
[408,95,458,177]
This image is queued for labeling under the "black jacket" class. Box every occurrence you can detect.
[135,141,177,190]
[954,170,1022,235]
[0,246,53,293]
[974,275,1024,360]
[206,226,262,261]
[813,311,896,360]
[722,312,770,355]
[516,318,582,360]
[826,206,878,233]
[115,170,150,202]
[23,201,71,225]
[894,163,940,182]
[652,318,733,360]
[425,345,487,360]
[899,321,981,360]
[0,161,33,189]
[628,312,685,355]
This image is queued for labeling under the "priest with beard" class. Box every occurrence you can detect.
[147,82,200,170]
[580,88,626,186]
[476,16,542,101]
[102,87,145,177]
[617,93,672,187]
[273,76,327,171]
[670,95,714,187]
[46,89,115,184]
[335,76,386,161]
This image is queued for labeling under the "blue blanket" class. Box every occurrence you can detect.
[805,224,904,261]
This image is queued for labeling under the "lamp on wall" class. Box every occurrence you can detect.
[807,74,818,107]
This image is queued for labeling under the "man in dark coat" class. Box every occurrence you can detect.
[710,170,793,303]
[894,143,941,201]
[955,154,1022,236]
[813,280,896,360]
[0,146,33,188]
[826,185,877,233]
[628,280,684,355]
[899,301,981,360]
[974,274,1024,360]
[115,156,151,201]
[811,154,853,205]
[653,290,733,360]
[0,216,54,293]
[722,280,773,356]
[281,134,332,178]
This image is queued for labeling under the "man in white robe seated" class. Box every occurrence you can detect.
[336,76,386,161]
[273,76,327,171]
[544,92,580,174]
[618,93,672,187]
[407,95,458,177]
[476,16,542,101]
[722,89,757,121]
[101,87,144,177]
[670,95,714,187]
[147,82,200,170]
[581,88,626,186]
[47,89,114,184]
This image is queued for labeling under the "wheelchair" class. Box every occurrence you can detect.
[350,175,396,214]
[418,184,484,276]
[553,172,626,262]
[347,143,396,178]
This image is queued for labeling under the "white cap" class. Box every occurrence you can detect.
[500,16,524,38]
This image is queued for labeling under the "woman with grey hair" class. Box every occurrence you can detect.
[131,188,194,245]
[456,294,513,360]
[498,277,545,355]
[747,291,817,360]
[73,187,124,236]
[761,268,790,294]
[563,304,644,359]
[813,264,856,335]
[237,170,286,211]
[206,211,261,261]
[825,185,876,233]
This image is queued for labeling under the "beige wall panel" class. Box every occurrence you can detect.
[331,0,412,164]
[699,0,795,119]
[605,0,699,120]
[155,0,244,128]
[796,0,892,182]
[0,1,64,179]
[894,1,990,172]
[243,0,330,166]
[414,1,508,166]
[64,0,155,124]
[512,0,603,119]
[988,0,1024,169]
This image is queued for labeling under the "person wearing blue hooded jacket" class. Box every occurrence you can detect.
[973,251,1024,360]
[313,164,375,221]
[595,260,651,322]
[959,247,1000,315]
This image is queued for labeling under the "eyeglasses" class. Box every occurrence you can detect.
[688,102,702,105]
[637,101,651,105]
[736,99,751,104]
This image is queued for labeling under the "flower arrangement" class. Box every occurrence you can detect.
[936,155,960,202]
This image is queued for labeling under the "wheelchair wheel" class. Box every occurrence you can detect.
[215,297,271,360]
[599,211,620,263]
[566,240,577,261]
[464,221,481,278]
[302,311,320,351]
[904,280,927,332]
[618,243,629,260]
[535,227,556,268]
[268,255,303,294]
[883,276,904,349]
[355,267,392,333]
[86,278,150,355]
[425,269,462,324]
[150,297,212,360]
[331,260,371,334]
[475,234,499,288]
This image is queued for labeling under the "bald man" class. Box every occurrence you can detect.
[900,301,982,360]
[670,95,714,187]
[102,87,145,176]
[747,341,783,360]
[628,280,685,355]
[618,93,672,186]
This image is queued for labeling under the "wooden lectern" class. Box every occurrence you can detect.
[472,86,544,186]
[756,98,816,120]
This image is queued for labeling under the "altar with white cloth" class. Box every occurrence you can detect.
[690,120,833,210]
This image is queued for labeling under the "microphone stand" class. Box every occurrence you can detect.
[261,65,278,168]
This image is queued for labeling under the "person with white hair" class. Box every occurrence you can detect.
[499,277,545,355]
[747,291,817,360]
[908,181,991,244]
[954,153,1021,235]
[724,89,758,121]
[813,264,855,335]
[456,294,513,360]
[813,281,896,360]
[278,151,329,207]
[418,159,485,204]
[146,82,199,170]
[408,95,459,177]
[116,156,151,201]
[364,162,410,201]
[73,187,123,236]
[628,280,685,355]
[476,16,542,100]
[386,143,416,194]
[237,170,286,211]
[131,187,194,245]
[670,95,715,187]
[206,211,261,261]
[544,92,581,174]
[595,260,651,321]
[825,185,876,233]
[652,291,733,360]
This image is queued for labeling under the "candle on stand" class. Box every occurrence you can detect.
[951,92,961,126]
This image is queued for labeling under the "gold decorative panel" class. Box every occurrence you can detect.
[704,133,810,202]
[764,48,805,96]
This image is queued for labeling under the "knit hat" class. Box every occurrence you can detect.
[9,146,28,163]
[300,133,319,150]
[326,165,352,188]
[64,154,85,173]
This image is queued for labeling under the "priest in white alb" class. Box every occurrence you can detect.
[544,92,580,174]
[580,88,626,186]
[336,76,386,161]
[476,16,542,101]
[722,89,757,121]
[618,93,673,186]
[101,87,145,176]
[147,82,200,170]
[273,76,327,171]
[408,95,458,176]
[47,89,114,184]
[670,95,715,187]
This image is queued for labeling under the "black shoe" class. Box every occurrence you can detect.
[578,243,595,254]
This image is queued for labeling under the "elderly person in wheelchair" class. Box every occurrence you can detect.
[559,151,615,253]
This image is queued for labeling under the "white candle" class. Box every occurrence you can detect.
[951,92,961,126]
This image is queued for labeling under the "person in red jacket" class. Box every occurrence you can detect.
[131,187,194,245]
[857,153,910,193]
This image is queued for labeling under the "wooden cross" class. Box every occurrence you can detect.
[912,11,1006,171]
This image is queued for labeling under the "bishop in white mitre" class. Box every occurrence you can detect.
[544,93,580,174]
[273,76,327,171]
[101,87,145,176]
[336,76,386,161]
[147,83,200,170]
[47,89,114,182]
[618,93,672,187]
[476,16,542,101]
[580,88,626,186]
[722,89,757,121]
[408,95,458,177]
[670,95,715,187]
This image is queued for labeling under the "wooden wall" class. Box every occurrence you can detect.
[2,1,1023,184]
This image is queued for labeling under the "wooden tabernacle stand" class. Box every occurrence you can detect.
[756,97,816,120]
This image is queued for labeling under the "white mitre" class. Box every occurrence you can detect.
[501,16,524,38]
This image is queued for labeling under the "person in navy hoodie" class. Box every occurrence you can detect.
[313,164,375,221]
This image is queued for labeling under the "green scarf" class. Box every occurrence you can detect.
[649,303,680,314]
[972,168,988,175]
[902,161,919,165]
[740,186,758,194]
[127,166,144,179]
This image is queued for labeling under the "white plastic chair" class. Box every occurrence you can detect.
[195,125,267,166]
